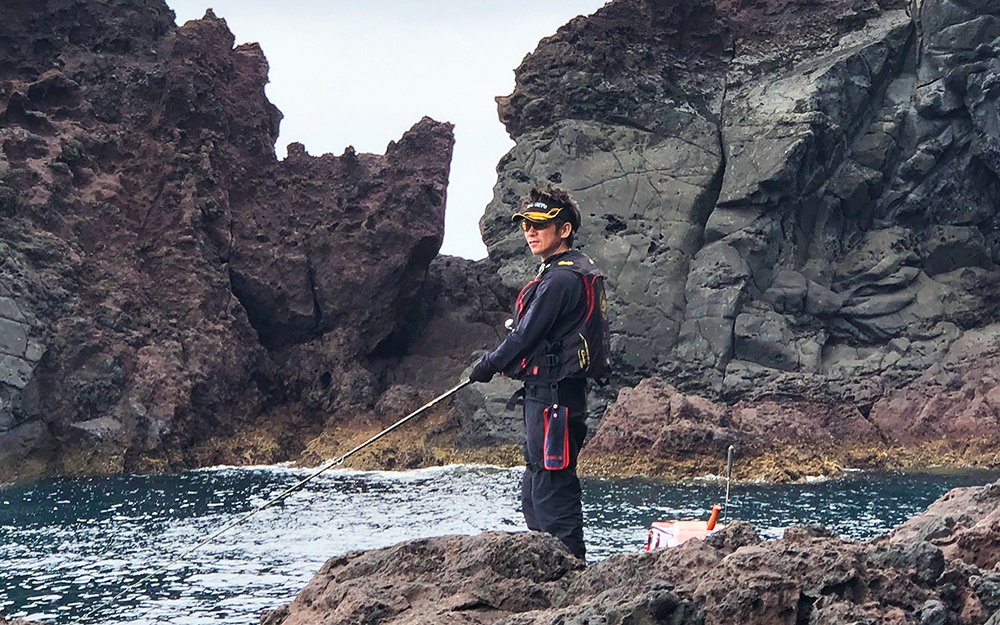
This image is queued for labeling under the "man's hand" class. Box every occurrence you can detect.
[469,358,496,383]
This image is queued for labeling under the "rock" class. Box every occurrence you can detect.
[829,160,884,221]
[260,531,585,625]
[370,255,514,394]
[805,280,845,317]
[0,354,33,390]
[853,119,904,173]
[586,378,731,458]
[888,481,1000,567]
[481,116,721,374]
[868,326,1000,448]
[833,228,920,292]
[867,540,947,589]
[451,372,524,449]
[971,574,1000,616]
[733,310,798,371]
[472,0,1000,478]
[71,416,124,443]
[494,3,730,140]
[921,225,992,276]
[229,118,454,354]
[7,0,1000,482]
[581,377,879,480]
[683,242,752,321]
[0,2,454,481]
[762,270,807,314]
[921,600,948,625]
[265,480,1000,625]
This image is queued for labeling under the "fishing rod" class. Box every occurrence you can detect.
[79,378,472,622]
[723,445,734,523]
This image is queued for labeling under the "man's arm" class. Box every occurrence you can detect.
[470,270,580,382]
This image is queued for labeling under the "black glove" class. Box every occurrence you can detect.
[469,358,496,383]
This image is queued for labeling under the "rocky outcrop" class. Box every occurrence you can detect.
[471,0,1000,474]
[5,0,1000,483]
[0,2,455,481]
[582,376,997,481]
[888,479,1000,570]
[584,377,855,480]
[261,479,1000,625]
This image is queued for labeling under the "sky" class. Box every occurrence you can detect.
[165,1,610,260]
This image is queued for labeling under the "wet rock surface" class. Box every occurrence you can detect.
[262,480,1000,625]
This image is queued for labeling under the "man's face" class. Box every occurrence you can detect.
[522,219,571,259]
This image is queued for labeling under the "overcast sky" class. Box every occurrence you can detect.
[165,1,609,260]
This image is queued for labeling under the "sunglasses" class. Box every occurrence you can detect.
[520,220,556,232]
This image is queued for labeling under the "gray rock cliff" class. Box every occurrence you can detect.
[471,0,1000,473]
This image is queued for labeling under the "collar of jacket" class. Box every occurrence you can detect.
[536,249,574,277]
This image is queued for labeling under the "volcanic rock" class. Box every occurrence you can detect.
[6,0,1000,483]
[262,479,1000,625]
[888,479,1000,571]
[582,377,879,480]
[0,3,454,481]
[468,0,1000,476]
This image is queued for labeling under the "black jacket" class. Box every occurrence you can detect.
[482,249,594,381]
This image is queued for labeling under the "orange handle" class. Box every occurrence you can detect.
[707,504,722,530]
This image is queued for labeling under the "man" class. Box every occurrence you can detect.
[469,185,609,561]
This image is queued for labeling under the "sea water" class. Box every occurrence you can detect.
[2,465,998,624]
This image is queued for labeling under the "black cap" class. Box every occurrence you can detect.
[511,200,580,232]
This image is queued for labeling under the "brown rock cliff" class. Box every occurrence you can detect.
[0,2,455,482]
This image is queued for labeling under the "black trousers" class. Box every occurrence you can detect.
[521,379,588,560]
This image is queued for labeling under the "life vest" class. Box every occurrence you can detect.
[502,249,612,381]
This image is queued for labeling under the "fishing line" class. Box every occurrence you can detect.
[78,379,472,622]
